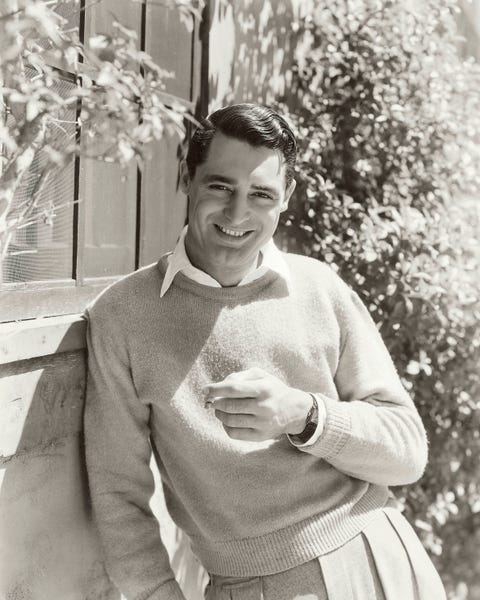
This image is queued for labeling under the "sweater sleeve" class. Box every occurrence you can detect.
[295,275,428,487]
[84,305,186,600]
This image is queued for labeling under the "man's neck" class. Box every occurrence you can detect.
[190,255,262,287]
[184,237,261,287]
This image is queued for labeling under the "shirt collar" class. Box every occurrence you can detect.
[160,225,290,297]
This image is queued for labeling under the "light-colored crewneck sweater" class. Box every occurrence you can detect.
[84,252,428,600]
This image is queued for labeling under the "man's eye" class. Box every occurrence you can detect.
[209,184,230,192]
[252,192,274,201]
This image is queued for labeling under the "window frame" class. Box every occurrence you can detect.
[0,0,207,324]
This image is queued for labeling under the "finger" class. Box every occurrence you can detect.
[229,367,266,380]
[204,381,260,399]
[215,367,267,384]
[215,410,257,428]
[222,425,264,442]
[212,398,258,414]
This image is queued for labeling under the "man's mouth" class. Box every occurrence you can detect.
[214,224,253,238]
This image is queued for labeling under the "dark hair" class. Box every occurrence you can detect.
[186,104,297,187]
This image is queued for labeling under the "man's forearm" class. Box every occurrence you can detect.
[290,277,428,486]
[291,392,428,486]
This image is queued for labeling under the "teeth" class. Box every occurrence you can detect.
[218,225,248,237]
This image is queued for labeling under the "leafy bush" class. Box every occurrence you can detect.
[277,1,480,598]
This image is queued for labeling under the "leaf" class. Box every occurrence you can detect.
[406,360,421,375]
[364,248,378,262]
[118,139,135,163]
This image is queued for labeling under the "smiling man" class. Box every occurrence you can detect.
[84,104,446,600]
[179,130,295,288]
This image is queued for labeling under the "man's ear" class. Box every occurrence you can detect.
[179,160,191,194]
[281,179,296,212]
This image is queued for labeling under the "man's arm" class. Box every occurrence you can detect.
[84,306,186,600]
[290,282,428,487]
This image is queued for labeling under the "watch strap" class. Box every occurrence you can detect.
[291,393,318,444]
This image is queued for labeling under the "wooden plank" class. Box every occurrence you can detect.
[78,158,138,279]
[138,133,187,266]
[77,0,142,279]
[137,1,195,266]
[145,1,194,99]
[0,350,86,459]
[0,277,117,322]
[0,316,86,365]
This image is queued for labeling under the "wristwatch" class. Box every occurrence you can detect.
[291,393,319,444]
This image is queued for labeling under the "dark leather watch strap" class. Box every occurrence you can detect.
[291,393,318,444]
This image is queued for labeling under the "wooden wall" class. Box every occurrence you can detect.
[207,0,306,110]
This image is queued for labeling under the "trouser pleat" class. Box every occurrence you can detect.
[383,507,446,600]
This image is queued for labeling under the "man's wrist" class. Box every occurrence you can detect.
[285,391,316,436]
[287,393,321,445]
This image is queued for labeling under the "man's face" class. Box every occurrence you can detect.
[180,133,295,285]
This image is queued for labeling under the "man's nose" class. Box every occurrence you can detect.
[224,193,250,225]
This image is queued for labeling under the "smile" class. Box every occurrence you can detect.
[215,224,252,238]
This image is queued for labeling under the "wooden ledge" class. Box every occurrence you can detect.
[0,315,87,366]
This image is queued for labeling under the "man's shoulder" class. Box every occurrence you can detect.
[281,251,363,319]
[282,250,329,270]
[282,251,343,286]
[86,256,167,319]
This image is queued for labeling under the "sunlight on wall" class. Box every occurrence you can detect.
[209,0,309,109]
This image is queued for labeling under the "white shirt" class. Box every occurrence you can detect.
[160,225,324,445]
[160,225,290,297]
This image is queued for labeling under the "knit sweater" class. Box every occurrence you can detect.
[84,252,428,600]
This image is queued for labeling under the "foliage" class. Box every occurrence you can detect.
[0,0,203,262]
[277,1,480,598]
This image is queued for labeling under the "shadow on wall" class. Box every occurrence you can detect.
[0,348,118,600]
[208,0,302,108]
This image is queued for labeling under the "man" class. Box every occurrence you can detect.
[84,104,446,599]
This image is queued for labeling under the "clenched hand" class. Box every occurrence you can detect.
[203,367,312,442]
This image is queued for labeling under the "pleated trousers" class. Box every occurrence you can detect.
[204,507,446,600]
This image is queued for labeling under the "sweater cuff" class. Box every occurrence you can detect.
[296,394,351,460]
[140,579,186,600]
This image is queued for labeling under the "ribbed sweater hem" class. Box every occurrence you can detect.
[190,484,390,577]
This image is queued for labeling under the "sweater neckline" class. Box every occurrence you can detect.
[156,254,282,301]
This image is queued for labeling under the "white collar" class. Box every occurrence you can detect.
[160,225,290,297]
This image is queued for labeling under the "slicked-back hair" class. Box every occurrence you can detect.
[185,104,297,188]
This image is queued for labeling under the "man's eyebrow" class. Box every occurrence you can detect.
[201,176,280,194]
[250,184,280,195]
[201,175,236,184]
